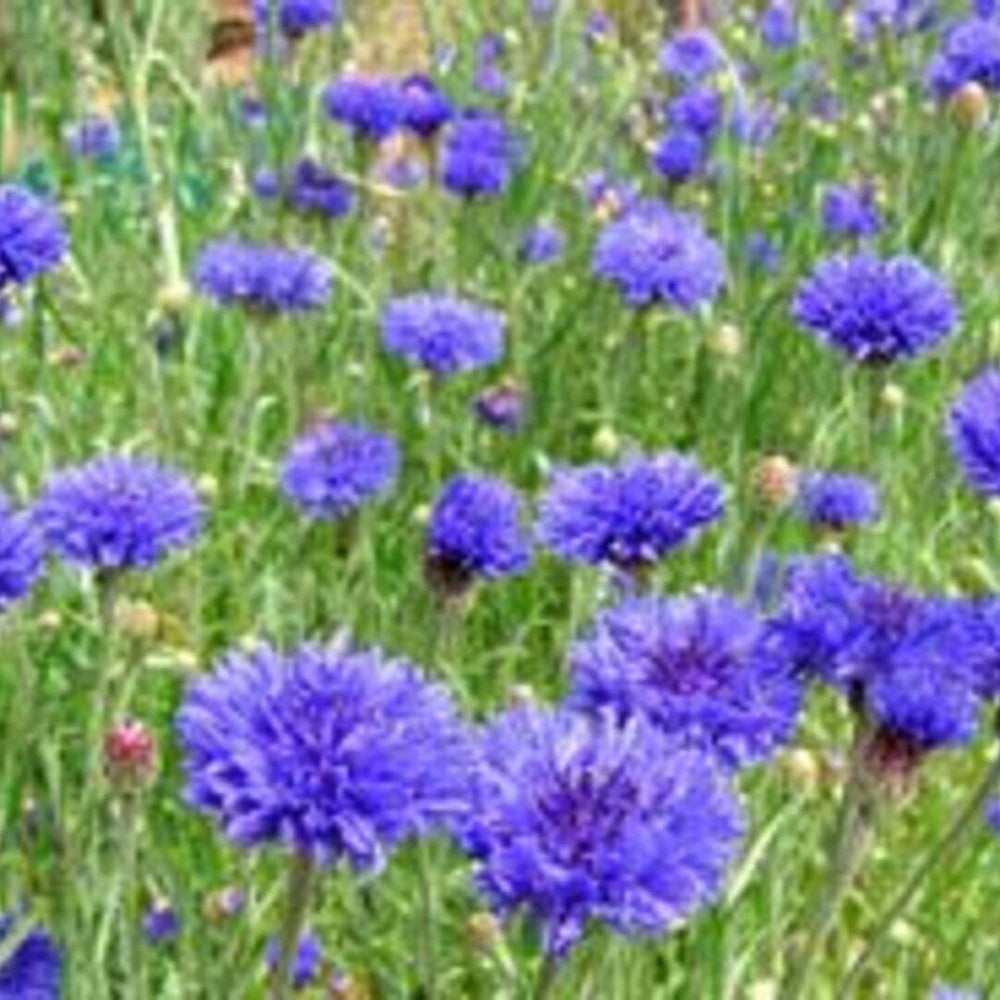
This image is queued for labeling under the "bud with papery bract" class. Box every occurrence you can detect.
[0,185,68,297]
[951,80,991,127]
[0,914,61,998]
[33,455,203,571]
[104,719,158,791]
[948,366,1000,497]
[265,930,322,989]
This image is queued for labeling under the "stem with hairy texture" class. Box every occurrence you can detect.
[533,952,560,1000]
[271,851,317,1000]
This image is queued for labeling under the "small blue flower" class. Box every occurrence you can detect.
[441,111,517,198]
[65,114,120,160]
[382,293,505,375]
[518,222,565,264]
[323,75,404,140]
[474,381,527,432]
[265,930,322,989]
[288,158,353,219]
[0,493,45,612]
[746,231,781,272]
[948,366,1000,497]
[0,185,68,295]
[178,637,473,867]
[195,239,332,313]
[822,184,882,239]
[34,455,204,572]
[760,3,799,48]
[660,29,725,80]
[667,86,724,138]
[794,470,881,530]
[593,199,725,309]
[255,0,341,36]
[793,253,957,364]
[425,474,532,591]
[463,707,744,957]
[400,74,453,137]
[0,914,61,999]
[652,129,707,183]
[143,901,180,944]
[538,451,725,571]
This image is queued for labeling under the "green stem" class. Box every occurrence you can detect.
[836,749,1000,999]
[271,851,317,1000]
[533,952,560,1000]
[118,794,141,997]
[416,841,439,1000]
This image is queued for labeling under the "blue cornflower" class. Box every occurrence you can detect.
[761,3,799,48]
[195,239,332,313]
[399,74,453,137]
[177,637,472,867]
[281,420,399,520]
[822,184,882,239]
[65,114,120,160]
[425,474,532,593]
[593,199,726,309]
[651,129,707,183]
[586,10,614,43]
[927,15,1000,95]
[463,707,744,957]
[667,86,724,138]
[659,29,725,80]
[288,158,353,219]
[0,915,61,999]
[323,75,405,141]
[730,97,779,147]
[265,930,322,989]
[794,470,881,530]
[255,0,340,36]
[793,253,957,364]
[142,901,180,944]
[746,231,781,272]
[0,493,45,612]
[475,62,510,97]
[537,451,725,571]
[948,366,1000,496]
[252,167,282,200]
[570,593,802,769]
[518,222,565,264]
[582,171,641,217]
[441,111,517,198]
[382,293,505,375]
[0,185,68,296]
[474,380,527,432]
[33,455,204,572]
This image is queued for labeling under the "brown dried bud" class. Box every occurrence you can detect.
[753,454,798,508]
[466,911,504,953]
[950,81,990,130]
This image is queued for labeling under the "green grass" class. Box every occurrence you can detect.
[2,0,1000,996]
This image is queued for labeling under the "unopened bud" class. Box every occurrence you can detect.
[592,425,620,458]
[104,718,157,791]
[880,383,905,412]
[156,280,192,314]
[466,911,504,953]
[754,454,798,508]
[781,748,821,791]
[113,599,159,641]
[708,323,742,359]
[203,885,247,922]
[506,683,536,708]
[48,345,86,368]
[0,413,18,438]
[950,81,990,130]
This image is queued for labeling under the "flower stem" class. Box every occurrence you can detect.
[533,952,560,1000]
[271,851,317,1000]
[416,840,439,999]
[836,748,1000,999]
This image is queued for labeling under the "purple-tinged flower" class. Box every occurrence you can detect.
[0,493,45,612]
[519,222,565,264]
[441,111,517,198]
[538,451,725,571]
[730,97,779,147]
[793,253,957,364]
[794,470,881,530]
[927,15,1000,96]
[382,293,505,375]
[281,420,399,520]
[143,901,180,944]
[822,184,882,239]
[425,474,531,593]
[178,637,473,867]
[651,129,707,183]
[529,0,556,18]
[288,158,353,218]
[400,74,453,137]
[0,297,22,328]
[0,185,68,295]
[0,915,61,999]
[667,86,724,138]
[594,200,725,309]
[65,114,120,160]
[570,593,802,769]
[474,380,527,432]
[463,707,744,957]
[948,366,1000,496]
[323,75,404,141]
[265,930,322,989]
[255,0,341,36]
[195,239,332,313]
[475,62,510,98]
[659,29,725,81]
[477,33,506,62]
[581,171,641,216]
[34,455,203,572]
[253,167,282,200]
[986,798,1000,833]
[240,97,268,129]
[929,986,982,1000]
[586,10,614,42]
[855,0,938,41]
[746,231,781,272]
[761,3,799,48]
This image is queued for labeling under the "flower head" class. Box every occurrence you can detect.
[0,493,45,611]
[794,470,881,530]
[142,901,180,943]
[400,74,453,137]
[463,707,743,956]
[519,223,565,264]
[0,915,61,999]
[760,3,799,48]
[0,185,68,295]
[667,86,724,138]
[255,0,341,36]
[441,111,517,198]
[792,253,957,364]
[474,380,527,432]
[927,15,1000,96]
[323,75,404,140]
[948,366,1000,496]
[652,129,707,183]
[822,184,882,239]
[538,452,724,571]
[570,593,802,769]
[281,420,399,520]
[593,200,725,309]
[178,638,472,867]
[382,293,505,375]
[195,239,332,313]
[425,474,532,593]
[660,29,725,80]
[288,159,353,218]
[65,114,120,160]
[34,455,203,572]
